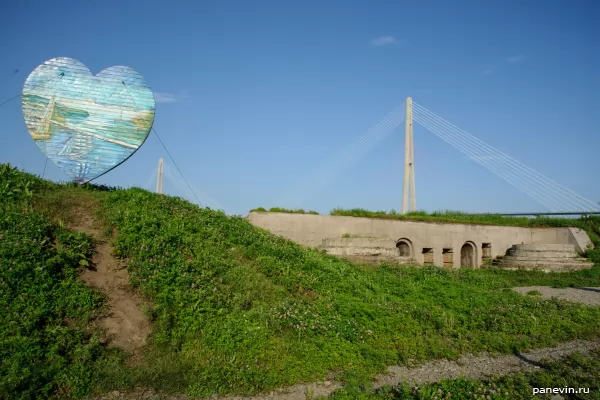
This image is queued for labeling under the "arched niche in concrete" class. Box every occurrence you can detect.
[460,241,477,268]
[396,238,413,257]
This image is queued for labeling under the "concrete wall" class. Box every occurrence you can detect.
[246,212,594,268]
[566,228,595,254]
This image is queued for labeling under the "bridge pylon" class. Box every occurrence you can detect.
[402,97,416,214]
[156,158,164,194]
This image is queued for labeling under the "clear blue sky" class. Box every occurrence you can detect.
[1,0,599,215]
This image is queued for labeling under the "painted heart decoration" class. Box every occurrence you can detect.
[22,57,155,183]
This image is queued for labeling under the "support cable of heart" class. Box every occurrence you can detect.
[0,73,65,108]
[41,157,48,179]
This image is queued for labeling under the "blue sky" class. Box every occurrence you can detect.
[1,0,598,215]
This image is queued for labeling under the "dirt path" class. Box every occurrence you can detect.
[92,339,599,400]
[513,286,600,307]
[70,211,150,352]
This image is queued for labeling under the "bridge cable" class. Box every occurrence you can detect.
[413,103,599,211]
[412,110,569,211]
[300,107,405,202]
[327,105,406,167]
[317,109,405,183]
[413,112,564,211]
[412,104,599,211]
[280,110,404,204]
[413,111,577,211]
[412,106,581,211]
[143,169,157,192]
[413,104,594,211]
[162,159,229,215]
[413,102,599,210]
[282,105,405,205]
[149,127,206,208]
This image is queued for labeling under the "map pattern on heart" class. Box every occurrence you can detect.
[22,57,155,183]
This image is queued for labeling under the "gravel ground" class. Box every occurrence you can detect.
[373,339,599,389]
[91,340,599,400]
[512,286,600,306]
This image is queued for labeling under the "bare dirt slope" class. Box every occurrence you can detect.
[70,210,150,352]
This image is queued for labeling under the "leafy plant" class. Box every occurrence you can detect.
[2,163,599,399]
[0,165,118,399]
[97,187,600,397]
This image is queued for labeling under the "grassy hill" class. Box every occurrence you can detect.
[1,163,599,399]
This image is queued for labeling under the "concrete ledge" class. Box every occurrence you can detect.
[494,260,594,270]
[496,259,593,266]
[512,244,577,252]
[321,237,392,248]
[494,263,593,272]
[323,246,398,258]
[337,255,417,265]
[507,250,583,258]
[502,256,582,262]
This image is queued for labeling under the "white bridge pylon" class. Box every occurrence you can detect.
[155,158,164,194]
[151,157,230,215]
[401,97,415,214]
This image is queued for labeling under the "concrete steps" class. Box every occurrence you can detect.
[493,244,594,272]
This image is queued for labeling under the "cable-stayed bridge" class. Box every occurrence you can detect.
[151,97,600,216]
[278,97,599,215]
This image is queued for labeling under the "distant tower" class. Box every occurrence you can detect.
[156,158,164,194]
[402,97,416,214]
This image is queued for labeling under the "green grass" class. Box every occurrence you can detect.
[251,207,319,215]
[341,233,374,239]
[329,208,600,230]
[96,189,600,397]
[253,206,599,238]
[0,164,124,399]
[1,163,600,399]
[327,348,600,399]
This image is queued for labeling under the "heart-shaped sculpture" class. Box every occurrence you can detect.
[22,57,155,183]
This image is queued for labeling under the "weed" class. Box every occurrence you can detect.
[2,163,600,399]
[306,386,313,400]
[97,187,600,397]
[251,207,319,215]
[0,164,121,399]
